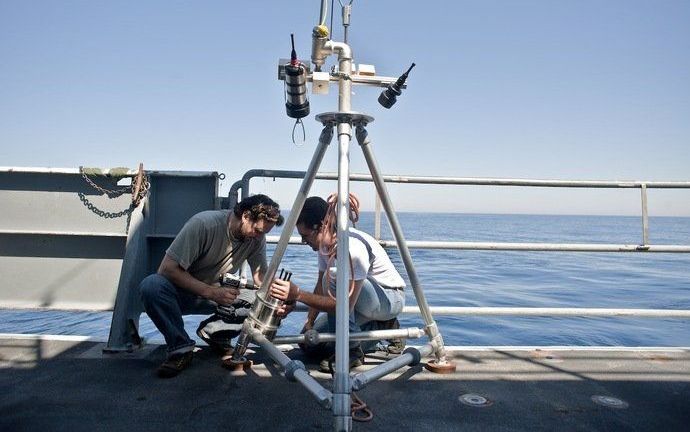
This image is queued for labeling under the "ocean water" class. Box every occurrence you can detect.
[1,213,689,347]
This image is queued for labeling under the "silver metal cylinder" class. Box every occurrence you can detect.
[244,292,283,340]
[311,34,329,69]
[342,5,351,27]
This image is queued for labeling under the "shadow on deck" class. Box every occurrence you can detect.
[1,335,688,431]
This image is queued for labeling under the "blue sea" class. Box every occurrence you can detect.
[2,213,689,347]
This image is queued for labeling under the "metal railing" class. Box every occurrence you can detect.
[283,303,690,319]
[231,169,690,252]
[231,169,690,321]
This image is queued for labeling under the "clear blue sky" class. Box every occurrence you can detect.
[1,1,688,215]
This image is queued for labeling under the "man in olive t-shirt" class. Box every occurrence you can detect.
[139,194,284,378]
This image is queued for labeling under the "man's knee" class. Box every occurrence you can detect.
[139,273,171,303]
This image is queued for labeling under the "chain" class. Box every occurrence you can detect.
[78,193,136,219]
[79,165,150,219]
[80,167,131,197]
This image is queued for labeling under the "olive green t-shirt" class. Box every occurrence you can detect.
[165,210,267,285]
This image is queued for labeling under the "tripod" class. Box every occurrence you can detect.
[229,11,454,429]
[228,112,455,430]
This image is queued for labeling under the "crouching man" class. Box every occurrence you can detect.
[270,195,406,373]
[139,194,283,378]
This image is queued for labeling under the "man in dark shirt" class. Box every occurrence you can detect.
[139,194,284,378]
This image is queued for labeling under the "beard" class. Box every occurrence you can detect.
[230,223,245,241]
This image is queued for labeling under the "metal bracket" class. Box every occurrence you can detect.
[284,360,307,382]
[315,112,374,126]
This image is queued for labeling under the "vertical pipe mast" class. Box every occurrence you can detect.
[311,17,357,430]
[334,41,354,432]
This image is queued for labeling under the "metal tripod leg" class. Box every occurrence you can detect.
[355,123,456,372]
[230,123,335,361]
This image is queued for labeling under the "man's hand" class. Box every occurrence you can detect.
[276,301,296,318]
[208,286,240,306]
[269,279,300,302]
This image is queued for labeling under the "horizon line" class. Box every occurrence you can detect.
[277,210,690,218]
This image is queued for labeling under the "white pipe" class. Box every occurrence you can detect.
[641,184,649,245]
[377,241,690,253]
[236,169,690,189]
[400,306,690,318]
[266,236,690,253]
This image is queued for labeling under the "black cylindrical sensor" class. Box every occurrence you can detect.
[285,63,310,119]
[378,62,415,109]
[285,34,310,119]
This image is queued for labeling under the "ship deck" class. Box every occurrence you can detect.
[1,334,688,431]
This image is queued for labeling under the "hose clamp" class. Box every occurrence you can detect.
[284,360,307,382]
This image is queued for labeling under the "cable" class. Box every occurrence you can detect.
[326,359,374,422]
[319,0,329,26]
[351,392,374,422]
[330,0,335,37]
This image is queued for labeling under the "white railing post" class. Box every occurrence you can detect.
[374,190,382,240]
[641,183,649,246]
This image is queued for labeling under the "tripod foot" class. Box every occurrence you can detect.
[424,359,457,374]
[222,355,252,372]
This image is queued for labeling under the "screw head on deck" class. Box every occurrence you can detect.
[458,394,493,407]
[591,395,629,409]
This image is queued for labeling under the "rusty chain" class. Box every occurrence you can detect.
[79,164,150,219]
[80,169,130,197]
[77,193,137,219]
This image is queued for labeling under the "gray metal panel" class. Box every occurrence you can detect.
[149,175,217,235]
[0,168,219,315]
[0,172,131,234]
[0,170,126,192]
[0,171,131,310]
[0,257,123,309]
[0,233,125,259]
[147,237,174,275]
